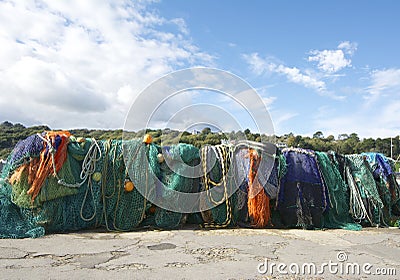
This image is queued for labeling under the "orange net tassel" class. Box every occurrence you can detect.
[9,158,40,186]
[26,131,71,201]
[27,158,40,185]
[9,164,28,185]
[248,149,271,228]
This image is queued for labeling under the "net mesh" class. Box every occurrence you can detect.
[362,153,400,225]
[316,152,361,230]
[152,144,200,229]
[344,154,384,226]
[278,148,329,229]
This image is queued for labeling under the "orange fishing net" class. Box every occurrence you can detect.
[25,131,71,201]
[248,149,271,228]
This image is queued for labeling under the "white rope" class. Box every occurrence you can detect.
[346,166,371,224]
[79,138,102,222]
[37,132,102,188]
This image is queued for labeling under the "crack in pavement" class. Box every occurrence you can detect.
[0,247,30,259]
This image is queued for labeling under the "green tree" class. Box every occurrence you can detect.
[326,135,335,142]
[313,131,324,139]
[201,127,211,135]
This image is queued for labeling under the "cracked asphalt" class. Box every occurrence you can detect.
[0,227,399,279]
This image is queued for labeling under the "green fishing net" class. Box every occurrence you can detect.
[316,152,361,230]
[345,155,384,226]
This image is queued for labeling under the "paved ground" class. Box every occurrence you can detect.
[0,226,399,279]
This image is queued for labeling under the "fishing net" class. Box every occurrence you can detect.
[362,153,400,224]
[3,131,400,238]
[0,137,152,237]
[387,159,400,217]
[344,154,384,226]
[0,171,45,238]
[278,148,329,229]
[316,152,361,230]
[0,132,87,237]
[10,155,79,209]
[151,144,200,229]
[33,138,104,233]
[231,147,250,224]
[247,148,271,228]
[199,142,281,228]
[200,145,238,228]
[100,140,150,231]
[8,134,44,171]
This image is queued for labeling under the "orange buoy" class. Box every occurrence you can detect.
[124,180,134,192]
[149,205,157,214]
[143,134,153,144]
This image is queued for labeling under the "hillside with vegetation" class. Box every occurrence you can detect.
[0,122,399,169]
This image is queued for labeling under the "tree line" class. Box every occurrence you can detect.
[0,122,399,165]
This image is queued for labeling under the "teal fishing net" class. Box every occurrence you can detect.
[152,144,200,229]
[344,155,384,226]
[0,178,45,238]
[316,152,361,230]
[363,153,400,225]
[0,137,153,237]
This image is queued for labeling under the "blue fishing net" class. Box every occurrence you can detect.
[9,134,44,170]
[278,148,329,229]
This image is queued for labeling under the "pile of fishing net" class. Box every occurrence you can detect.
[277,148,329,229]
[276,148,400,230]
[1,131,400,239]
[199,142,283,229]
[362,153,400,225]
[0,131,283,238]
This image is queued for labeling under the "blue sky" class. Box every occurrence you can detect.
[0,0,399,138]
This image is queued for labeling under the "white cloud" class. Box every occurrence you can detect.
[338,41,358,55]
[170,18,189,35]
[313,108,400,138]
[308,49,350,73]
[243,53,326,93]
[366,68,400,97]
[242,53,269,76]
[308,41,356,73]
[0,0,213,129]
[261,96,276,109]
[313,89,400,138]
[273,64,326,92]
[310,68,400,138]
[270,111,298,135]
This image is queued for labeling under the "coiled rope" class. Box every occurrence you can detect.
[78,139,102,222]
[201,145,233,228]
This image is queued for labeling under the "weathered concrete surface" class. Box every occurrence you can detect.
[0,227,399,279]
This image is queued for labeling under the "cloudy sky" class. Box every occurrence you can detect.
[0,0,399,138]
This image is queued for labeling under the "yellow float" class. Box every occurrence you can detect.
[124,180,134,192]
[143,134,153,144]
[92,172,102,182]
